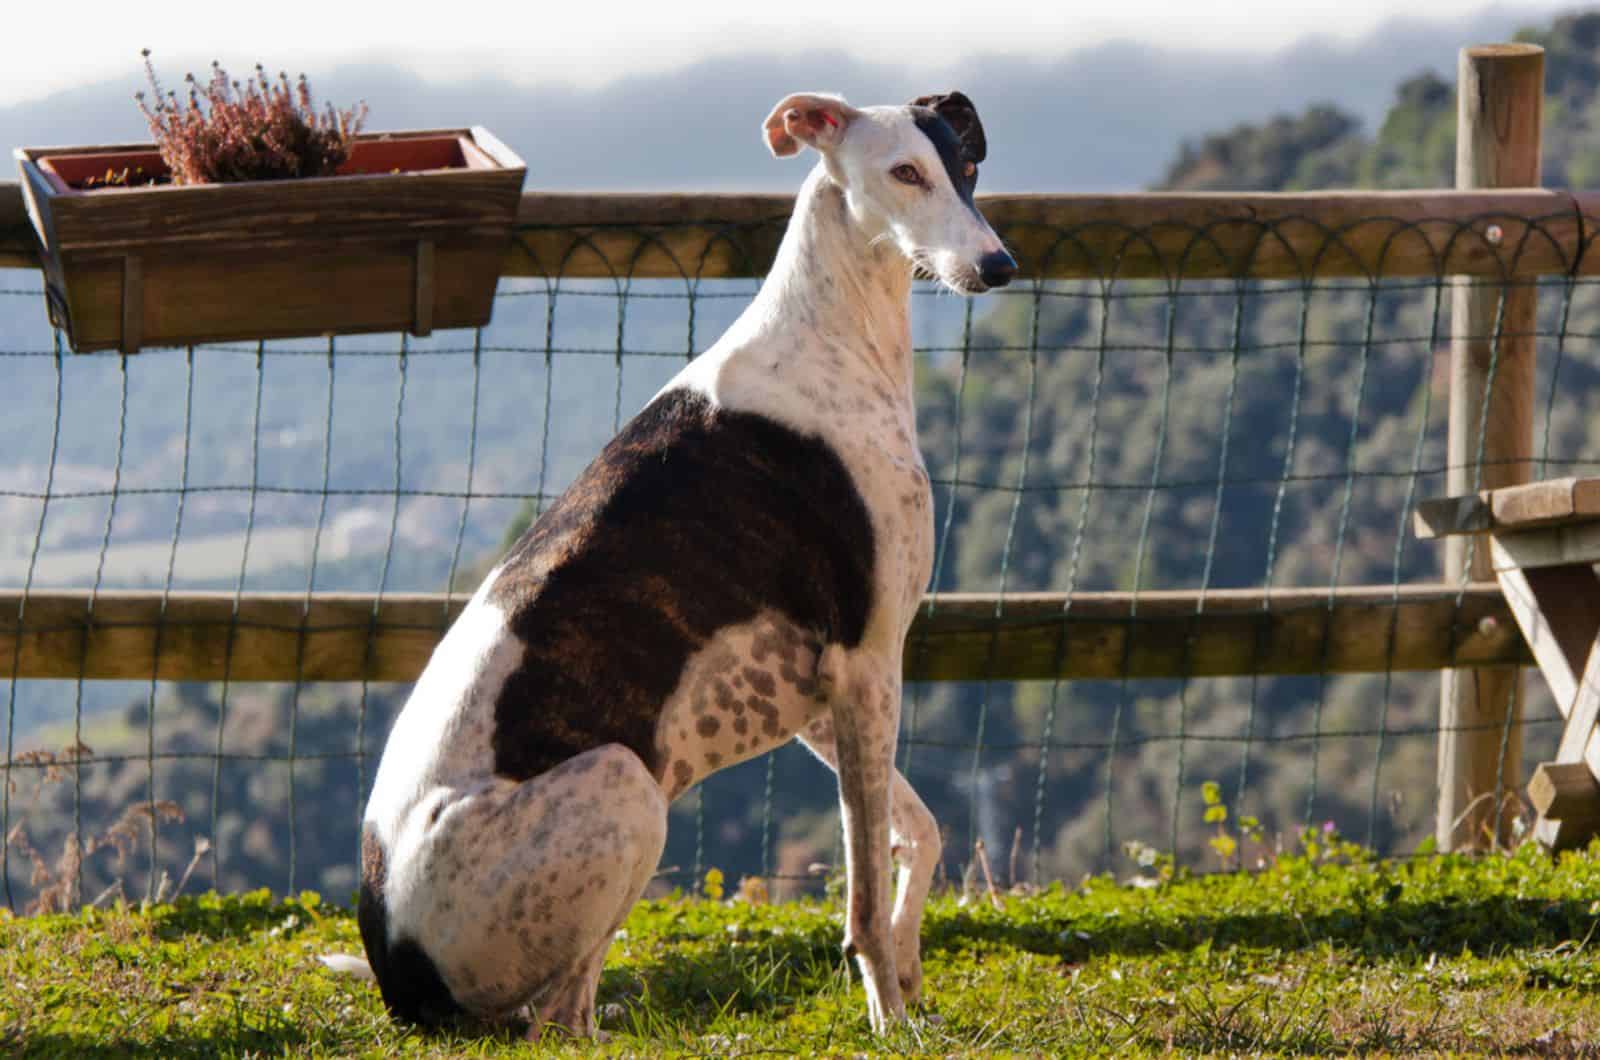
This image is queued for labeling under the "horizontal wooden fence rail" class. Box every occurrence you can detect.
[4,184,1600,281]
[0,584,1525,684]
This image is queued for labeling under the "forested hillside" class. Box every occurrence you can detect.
[1162,12,1600,192]
[899,10,1600,881]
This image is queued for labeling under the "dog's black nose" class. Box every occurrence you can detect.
[978,250,1017,289]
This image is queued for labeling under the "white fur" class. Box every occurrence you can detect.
[364,568,513,831]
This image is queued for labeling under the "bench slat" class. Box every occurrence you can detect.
[1414,477,1600,539]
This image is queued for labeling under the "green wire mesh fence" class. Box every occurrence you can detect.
[2,201,1599,913]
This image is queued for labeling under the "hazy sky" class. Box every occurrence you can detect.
[0,0,1575,106]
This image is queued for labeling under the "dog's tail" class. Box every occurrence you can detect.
[319,953,376,982]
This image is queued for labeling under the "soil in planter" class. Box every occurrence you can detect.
[76,166,171,190]
[40,149,177,192]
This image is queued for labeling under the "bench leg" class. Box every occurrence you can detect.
[1491,555,1600,848]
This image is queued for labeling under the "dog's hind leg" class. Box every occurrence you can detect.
[798,713,940,1007]
[527,928,612,1041]
[384,743,666,1036]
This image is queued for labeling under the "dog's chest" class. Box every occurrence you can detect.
[716,347,935,622]
[828,410,933,622]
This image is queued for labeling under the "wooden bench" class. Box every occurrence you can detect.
[1416,477,1600,849]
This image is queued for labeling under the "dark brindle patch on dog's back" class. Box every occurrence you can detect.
[487,387,875,782]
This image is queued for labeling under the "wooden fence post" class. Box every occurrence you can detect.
[1438,43,1543,851]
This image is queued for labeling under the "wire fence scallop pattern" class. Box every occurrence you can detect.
[3,206,1599,912]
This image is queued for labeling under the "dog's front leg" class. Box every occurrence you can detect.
[800,715,940,1007]
[820,644,905,1032]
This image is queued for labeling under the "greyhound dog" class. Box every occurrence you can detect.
[340,90,1015,1038]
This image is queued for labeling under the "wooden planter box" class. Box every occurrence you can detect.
[14,128,525,352]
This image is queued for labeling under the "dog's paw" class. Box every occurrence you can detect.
[894,938,924,1005]
[897,965,923,1007]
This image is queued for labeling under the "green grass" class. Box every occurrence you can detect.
[3,842,1600,1057]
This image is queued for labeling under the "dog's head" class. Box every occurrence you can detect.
[762,91,1016,293]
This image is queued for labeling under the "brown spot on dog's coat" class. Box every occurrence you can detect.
[695,715,721,738]
[742,666,777,698]
[361,828,386,892]
[781,661,818,696]
[747,696,781,737]
[752,631,779,661]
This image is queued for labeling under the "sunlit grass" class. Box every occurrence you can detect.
[2,841,1598,1056]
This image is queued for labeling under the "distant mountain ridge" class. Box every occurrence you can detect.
[0,8,1552,194]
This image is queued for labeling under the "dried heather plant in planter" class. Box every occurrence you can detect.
[135,50,368,185]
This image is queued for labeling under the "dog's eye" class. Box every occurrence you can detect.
[890,163,923,186]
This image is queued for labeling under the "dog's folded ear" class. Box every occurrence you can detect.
[911,91,987,165]
[763,93,858,158]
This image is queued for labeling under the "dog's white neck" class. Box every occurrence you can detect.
[744,166,915,397]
